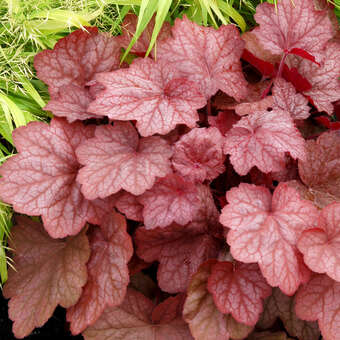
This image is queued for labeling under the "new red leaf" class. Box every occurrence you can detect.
[82,289,192,340]
[76,122,173,199]
[272,78,310,120]
[298,203,340,282]
[88,58,206,136]
[298,131,340,208]
[253,0,333,62]
[295,274,340,340]
[138,173,200,229]
[224,109,306,176]
[172,127,225,183]
[207,261,271,326]
[220,183,319,295]
[0,118,115,238]
[67,212,133,334]
[34,27,121,121]
[183,261,253,340]
[2,216,90,339]
[157,16,248,100]
[119,13,171,56]
[258,288,320,340]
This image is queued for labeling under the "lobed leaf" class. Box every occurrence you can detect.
[0,118,115,238]
[3,216,90,339]
[76,122,173,199]
[220,183,319,295]
[67,212,133,334]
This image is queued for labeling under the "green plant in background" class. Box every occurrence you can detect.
[0,0,339,286]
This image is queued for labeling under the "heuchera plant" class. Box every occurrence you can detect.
[0,0,340,339]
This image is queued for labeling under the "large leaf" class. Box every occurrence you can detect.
[295,274,340,340]
[2,216,90,339]
[183,260,253,340]
[67,212,133,334]
[253,0,333,62]
[220,183,319,295]
[224,109,306,176]
[88,58,206,137]
[207,261,271,326]
[157,16,248,100]
[76,122,173,199]
[0,118,115,238]
[298,202,340,282]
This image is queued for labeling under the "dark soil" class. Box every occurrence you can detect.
[0,294,82,340]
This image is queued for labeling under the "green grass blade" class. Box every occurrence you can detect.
[218,0,246,31]
[19,77,46,108]
[146,0,172,57]
[121,0,158,61]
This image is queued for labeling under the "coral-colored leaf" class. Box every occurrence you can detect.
[76,122,173,199]
[220,183,319,295]
[295,274,340,340]
[172,127,225,183]
[298,131,340,208]
[258,288,320,340]
[0,118,114,238]
[253,0,333,62]
[207,261,271,326]
[138,173,201,229]
[67,212,133,334]
[119,13,171,56]
[2,216,90,339]
[34,27,120,121]
[291,42,340,114]
[115,191,143,221]
[183,260,253,340]
[88,58,206,137]
[158,16,248,100]
[298,203,340,282]
[272,78,310,120]
[136,185,221,293]
[224,109,306,176]
[82,289,192,340]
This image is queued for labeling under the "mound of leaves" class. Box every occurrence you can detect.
[1,1,340,339]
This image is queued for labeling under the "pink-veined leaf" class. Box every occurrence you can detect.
[220,182,319,295]
[298,203,340,282]
[82,289,193,340]
[223,109,306,176]
[298,130,340,208]
[34,27,120,121]
[2,216,90,339]
[119,13,171,56]
[66,212,133,334]
[289,42,340,114]
[76,122,173,199]
[88,58,206,137]
[115,191,143,221]
[253,0,333,62]
[138,173,201,229]
[157,16,248,100]
[183,260,253,340]
[0,118,115,238]
[172,127,225,183]
[272,78,310,120]
[258,288,320,340]
[136,185,222,293]
[207,261,271,326]
[295,274,340,340]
